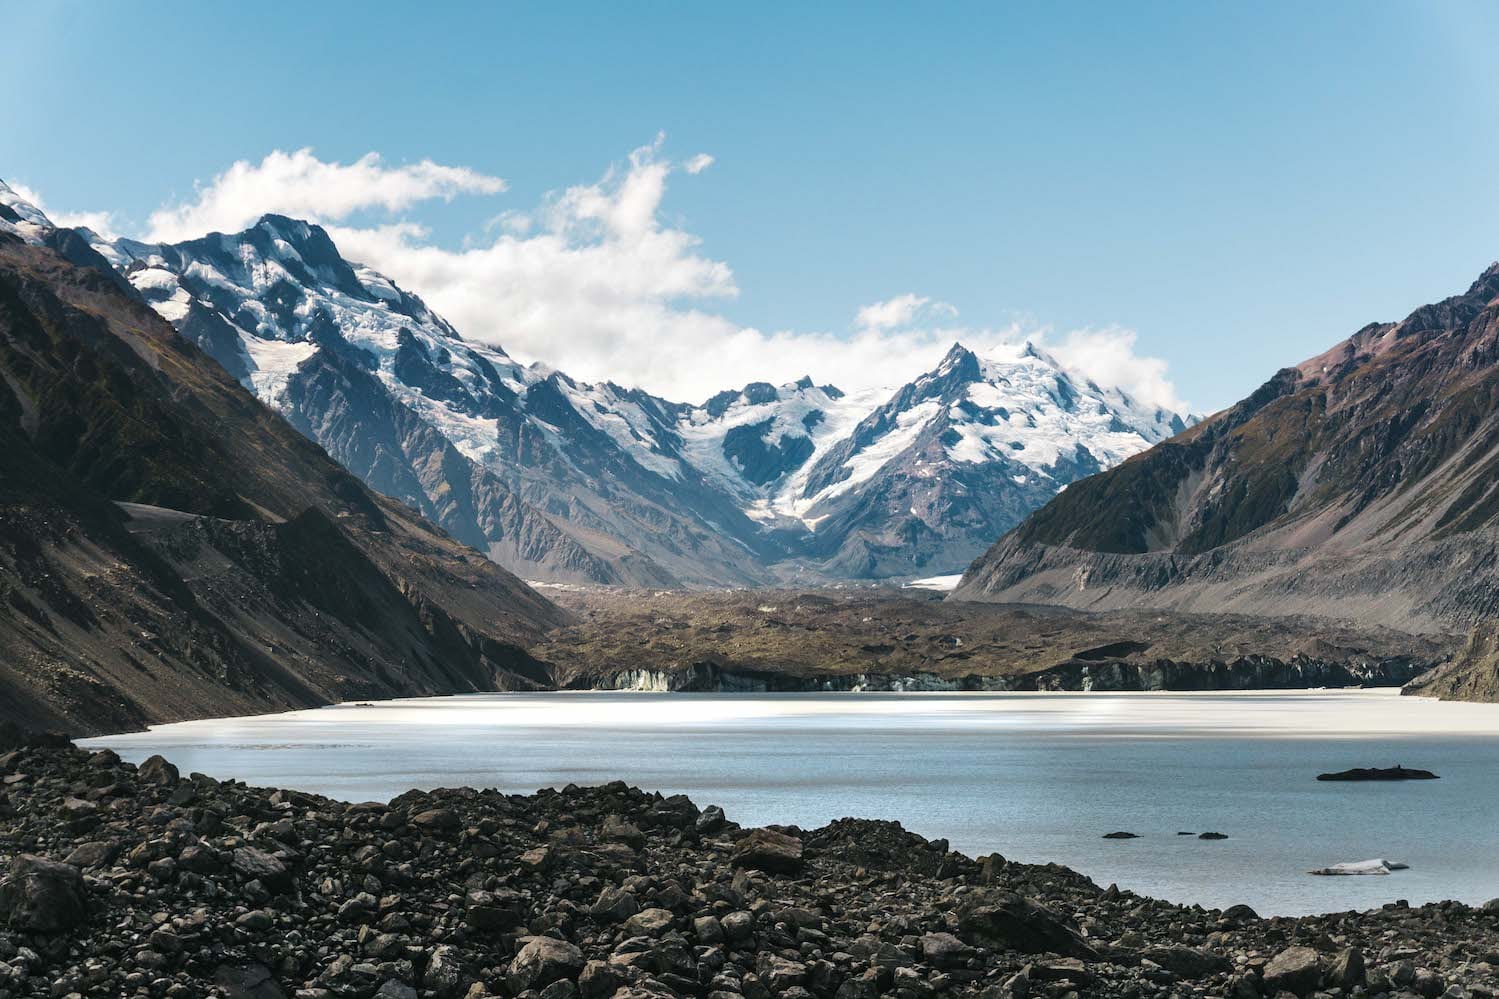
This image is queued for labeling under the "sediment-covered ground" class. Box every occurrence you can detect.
[537,589,1449,694]
[1,742,1496,999]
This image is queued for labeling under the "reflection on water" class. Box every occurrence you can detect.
[81,689,1499,916]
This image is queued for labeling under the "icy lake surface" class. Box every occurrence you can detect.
[80,689,1499,916]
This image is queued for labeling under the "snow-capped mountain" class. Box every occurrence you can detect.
[90,214,780,587]
[7,179,1190,585]
[673,343,1187,578]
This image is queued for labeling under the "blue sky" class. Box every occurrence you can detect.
[5,1,1499,411]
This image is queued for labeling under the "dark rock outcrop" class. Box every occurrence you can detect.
[1316,765,1439,781]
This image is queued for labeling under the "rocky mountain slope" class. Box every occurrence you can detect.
[66,196,1185,586]
[953,262,1499,640]
[0,188,565,736]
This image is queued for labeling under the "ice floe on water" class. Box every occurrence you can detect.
[1309,859,1410,876]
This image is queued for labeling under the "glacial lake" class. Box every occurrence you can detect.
[80,689,1499,917]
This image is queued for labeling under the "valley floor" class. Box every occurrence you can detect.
[535,589,1453,694]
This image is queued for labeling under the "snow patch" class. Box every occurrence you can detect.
[241,334,317,406]
[904,573,965,591]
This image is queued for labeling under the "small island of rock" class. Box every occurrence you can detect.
[1316,765,1439,781]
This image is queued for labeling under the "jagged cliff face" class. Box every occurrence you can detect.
[0,202,565,735]
[955,263,1499,635]
[48,197,1184,586]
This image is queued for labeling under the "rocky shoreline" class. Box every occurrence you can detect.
[1,743,1496,999]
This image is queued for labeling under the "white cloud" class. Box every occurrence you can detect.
[6,181,119,239]
[143,149,506,243]
[126,140,1188,413]
[854,293,957,332]
[1048,327,1186,414]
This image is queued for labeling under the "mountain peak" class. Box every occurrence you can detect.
[250,214,345,263]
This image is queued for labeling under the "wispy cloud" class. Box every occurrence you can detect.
[855,293,958,333]
[44,139,1186,411]
[143,149,506,243]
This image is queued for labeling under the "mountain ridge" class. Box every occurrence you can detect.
[952,260,1499,639]
[42,191,1189,587]
[0,187,567,735]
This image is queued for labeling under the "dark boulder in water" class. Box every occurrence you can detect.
[1316,765,1439,781]
[1199,832,1229,840]
[1103,831,1140,839]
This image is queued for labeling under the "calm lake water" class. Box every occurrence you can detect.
[79,689,1499,917]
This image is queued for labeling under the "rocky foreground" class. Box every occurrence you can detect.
[1,744,1496,999]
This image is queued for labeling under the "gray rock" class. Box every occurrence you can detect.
[0,854,88,932]
[695,805,727,834]
[721,910,754,942]
[212,963,286,999]
[623,907,674,936]
[423,945,470,998]
[232,847,292,893]
[137,754,180,785]
[957,891,1096,959]
[1328,947,1365,989]
[732,828,804,874]
[62,841,118,869]
[375,982,417,999]
[411,808,460,832]
[1262,945,1322,996]
[1140,944,1232,978]
[577,959,624,999]
[510,936,585,991]
[601,814,645,848]
[919,931,975,968]
[588,886,640,923]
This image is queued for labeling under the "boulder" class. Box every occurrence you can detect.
[623,907,674,936]
[424,944,471,998]
[919,931,976,968]
[732,828,804,874]
[137,754,180,785]
[589,886,640,923]
[1140,945,1231,979]
[62,840,119,869]
[510,935,585,991]
[601,814,645,848]
[212,963,286,999]
[0,854,88,932]
[412,807,461,832]
[695,804,727,834]
[1262,946,1322,996]
[231,846,292,893]
[1328,947,1365,989]
[957,892,1096,959]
